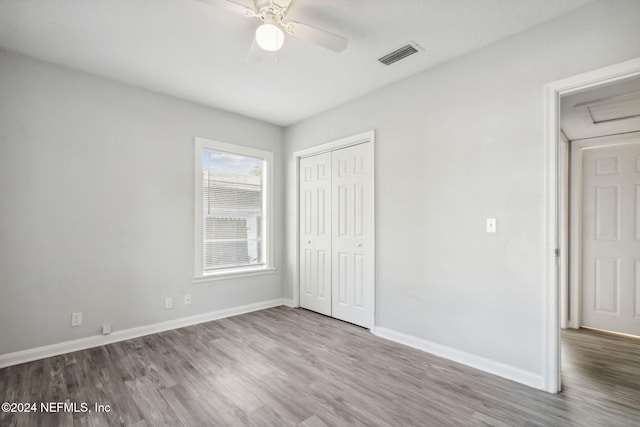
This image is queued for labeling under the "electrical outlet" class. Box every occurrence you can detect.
[165,297,173,309]
[71,312,83,327]
[102,323,112,335]
[184,294,192,305]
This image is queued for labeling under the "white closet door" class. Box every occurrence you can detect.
[582,141,640,335]
[299,152,332,316]
[331,143,374,328]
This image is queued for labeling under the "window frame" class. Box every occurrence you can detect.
[193,137,275,282]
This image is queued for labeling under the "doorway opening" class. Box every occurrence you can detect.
[544,57,640,393]
[292,131,376,330]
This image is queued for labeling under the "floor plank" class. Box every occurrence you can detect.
[1,307,639,426]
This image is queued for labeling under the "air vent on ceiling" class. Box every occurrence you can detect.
[576,90,640,124]
[378,41,423,66]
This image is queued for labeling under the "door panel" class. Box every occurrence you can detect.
[594,257,618,313]
[298,141,374,328]
[299,152,332,316]
[636,184,640,239]
[354,254,364,308]
[331,143,374,328]
[317,250,327,298]
[636,260,640,317]
[338,252,348,304]
[582,141,640,335]
[595,185,619,240]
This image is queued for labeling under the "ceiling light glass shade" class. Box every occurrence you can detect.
[255,23,284,52]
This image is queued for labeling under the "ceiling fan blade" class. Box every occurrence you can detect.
[286,21,348,52]
[271,0,293,10]
[195,0,256,17]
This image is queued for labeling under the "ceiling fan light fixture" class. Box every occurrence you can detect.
[255,23,284,52]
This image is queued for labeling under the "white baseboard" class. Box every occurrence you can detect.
[373,326,544,390]
[0,298,284,369]
[282,298,296,308]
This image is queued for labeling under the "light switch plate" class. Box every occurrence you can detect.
[486,218,497,233]
[71,312,83,327]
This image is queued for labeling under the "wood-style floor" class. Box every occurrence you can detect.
[1,307,639,426]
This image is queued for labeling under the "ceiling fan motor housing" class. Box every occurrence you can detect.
[212,0,348,53]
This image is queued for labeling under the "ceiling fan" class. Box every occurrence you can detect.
[198,0,348,56]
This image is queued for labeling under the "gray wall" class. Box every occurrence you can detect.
[284,0,640,377]
[0,51,285,355]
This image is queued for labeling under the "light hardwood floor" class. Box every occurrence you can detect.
[1,307,639,426]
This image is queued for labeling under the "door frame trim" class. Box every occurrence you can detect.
[544,57,640,393]
[292,130,376,330]
[559,132,569,330]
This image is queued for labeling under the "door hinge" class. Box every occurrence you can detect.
[555,248,560,257]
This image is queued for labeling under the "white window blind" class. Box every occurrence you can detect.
[202,149,265,272]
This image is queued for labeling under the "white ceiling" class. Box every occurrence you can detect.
[561,76,640,141]
[0,0,596,126]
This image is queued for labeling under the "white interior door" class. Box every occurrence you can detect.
[331,143,374,328]
[299,152,332,316]
[581,141,640,335]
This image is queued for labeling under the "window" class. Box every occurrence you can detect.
[194,138,274,280]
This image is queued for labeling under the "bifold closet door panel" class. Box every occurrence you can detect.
[299,152,332,316]
[331,143,374,328]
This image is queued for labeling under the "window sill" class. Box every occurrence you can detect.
[193,267,276,283]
